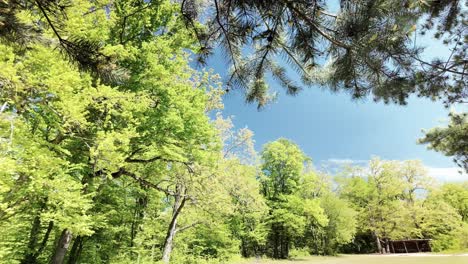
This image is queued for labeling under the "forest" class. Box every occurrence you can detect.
[0,0,467,264]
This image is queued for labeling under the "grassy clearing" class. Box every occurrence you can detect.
[232,254,468,264]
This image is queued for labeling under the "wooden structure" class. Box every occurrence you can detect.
[389,239,432,253]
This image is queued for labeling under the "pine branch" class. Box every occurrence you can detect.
[34,0,64,43]
[281,0,350,49]
[213,0,248,89]
[411,55,466,75]
[278,42,310,78]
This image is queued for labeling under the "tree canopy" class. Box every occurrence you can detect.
[419,112,468,172]
[3,0,466,107]
[0,1,467,264]
[181,0,467,108]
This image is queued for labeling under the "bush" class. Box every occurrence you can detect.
[431,223,468,252]
[289,247,310,259]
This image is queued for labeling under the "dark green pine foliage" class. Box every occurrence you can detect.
[180,0,467,108]
[419,112,468,173]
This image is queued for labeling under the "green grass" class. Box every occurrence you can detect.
[232,254,468,264]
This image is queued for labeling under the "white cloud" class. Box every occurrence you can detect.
[320,159,467,182]
[324,158,368,165]
[319,159,370,175]
[426,167,467,182]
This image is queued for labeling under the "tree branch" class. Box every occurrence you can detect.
[119,168,179,196]
[176,221,203,234]
[213,0,249,89]
[411,55,466,75]
[282,0,350,49]
[125,155,194,173]
[34,0,64,43]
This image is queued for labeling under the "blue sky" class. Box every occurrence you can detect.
[199,1,467,181]
[217,69,466,181]
[203,46,466,182]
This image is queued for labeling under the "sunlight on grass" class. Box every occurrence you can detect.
[232,254,468,264]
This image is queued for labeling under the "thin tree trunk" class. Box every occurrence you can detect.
[161,187,186,264]
[54,174,91,264]
[51,229,72,264]
[161,217,178,264]
[22,215,42,264]
[279,230,284,259]
[272,227,279,259]
[283,236,289,259]
[241,239,247,257]
[311,229,319,255]
[67,235,84,264]
[130,208,138,248]
[151,238,156,261]
[374,232,382,254]
[130,195,148,247]
[321,233,326,255]
[34,221,54,258]
[22,213,54,264]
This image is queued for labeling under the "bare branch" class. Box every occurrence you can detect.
[176,221,203,233]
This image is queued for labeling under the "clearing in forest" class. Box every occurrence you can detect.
[234,254,468,264]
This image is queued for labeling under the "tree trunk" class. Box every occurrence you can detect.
[35,221,54,258]
[241,239,248,257]
[161,217,177,264]
[161,187,186,264]
[130,195,148,248]
[311,229,319,255]
[272,227,279,259]
[282,236,289,259]
[279,230,284,259]
[374,232,382,254]
[67,235,84,264]
[321,233,326,255]
[22,216,53,264]
[21,215,42,264]
[51,229,72,264]
[151,238,156,262]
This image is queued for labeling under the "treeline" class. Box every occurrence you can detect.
[338,160,468,254]
[0,1,467,264]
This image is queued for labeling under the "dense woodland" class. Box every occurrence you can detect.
[0,0,467,264]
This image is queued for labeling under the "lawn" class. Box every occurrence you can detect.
[232,254,468,264]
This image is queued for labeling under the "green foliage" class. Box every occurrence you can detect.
[261,139,308,198]
[0,1,234,263]
[288,247,310,259]
[419,112,468,173]
[1,1,467,263]
[437,182,468,222]
[259,139,344,259]
[176,224,240,261]
[180,0,466,108]
[338,159,468,253]
[4,1,466,108]
[319,194,357,254]
[419,184,468,252]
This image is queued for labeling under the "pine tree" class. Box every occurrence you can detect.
[179,0,466,108]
